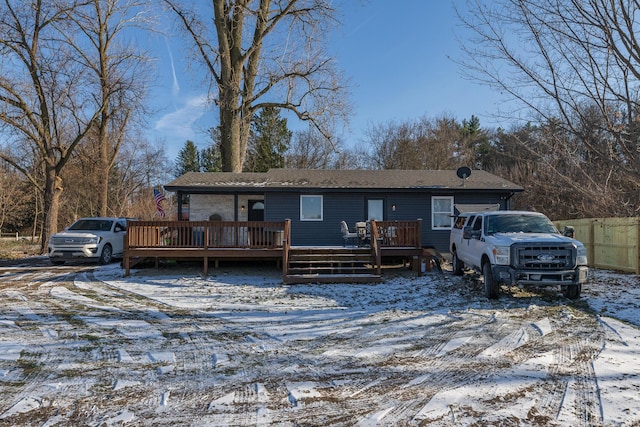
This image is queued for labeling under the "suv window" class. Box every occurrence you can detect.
[68,219,114,232]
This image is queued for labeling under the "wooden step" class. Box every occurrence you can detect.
[289,247,371,255]
[288,266,372,274]
[289,254,371,263]
[284,246,380,284]
[283,273,382,284]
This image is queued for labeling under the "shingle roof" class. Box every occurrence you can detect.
[164,169,523,192]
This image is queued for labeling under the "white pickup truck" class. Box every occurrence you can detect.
[450,211,589,299]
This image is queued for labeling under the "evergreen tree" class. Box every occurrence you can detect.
[462,115,481,137]
[201,145,222,172]
[245,107,292,172]
[174,140,200,177]
[461,115,491,170]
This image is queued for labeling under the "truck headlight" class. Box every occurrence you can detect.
[577,246,588,265]
[88,236,101,245]
[493,246,510,265]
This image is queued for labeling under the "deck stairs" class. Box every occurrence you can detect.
[283,247,381,284]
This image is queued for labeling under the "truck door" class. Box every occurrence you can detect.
[456,214,475,261]
[466,216,485,269]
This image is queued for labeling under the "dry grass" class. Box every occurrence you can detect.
[0,238,41,259]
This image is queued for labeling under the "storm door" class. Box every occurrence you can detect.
[248,200,265,221]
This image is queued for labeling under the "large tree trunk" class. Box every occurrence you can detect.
[170,0,345,172]
[40,166,63,254]
[98,107,109,216]
[219,80,244,172]
[219,110,251,172]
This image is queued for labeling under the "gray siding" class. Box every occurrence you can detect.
[266,192,365,246]
[258,190,511,253]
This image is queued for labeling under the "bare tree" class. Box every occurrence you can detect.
[363,114,477,171]
[67,0,152,216]
[109,135,172,220]
[164,0,350,172]
[458,0,640,213]
[0,163,32,232]
[0,0,103,252]
[285,128,339,169]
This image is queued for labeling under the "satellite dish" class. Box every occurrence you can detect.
[456,167,472,179]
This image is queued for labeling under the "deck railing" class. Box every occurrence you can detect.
[124,219,421,278]
[370,220,422,248]
[126,220,288,249]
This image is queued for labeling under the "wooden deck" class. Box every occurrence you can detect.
[123,219,425,281]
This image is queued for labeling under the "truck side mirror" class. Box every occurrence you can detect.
[463,226,474,239]
[563,226,575,238]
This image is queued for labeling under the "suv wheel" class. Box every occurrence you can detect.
[452,251,464,276]
[482,262,499,299]
[99,244,113,264]
[562,284,581,299]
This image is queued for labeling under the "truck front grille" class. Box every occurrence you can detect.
[51,236,93,246]
[513,243,576,269]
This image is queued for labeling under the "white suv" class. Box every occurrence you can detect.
[48,217,128,265]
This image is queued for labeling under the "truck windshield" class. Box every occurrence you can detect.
[485,214,558,235]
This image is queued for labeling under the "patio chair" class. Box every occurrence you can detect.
[340,221,358,246]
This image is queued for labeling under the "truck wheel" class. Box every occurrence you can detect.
[99,244,113,265]
[563,284,581,299]
[452,251,464,276]
[483,262,499,299]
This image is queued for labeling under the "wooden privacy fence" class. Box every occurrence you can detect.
[555,217,640,274]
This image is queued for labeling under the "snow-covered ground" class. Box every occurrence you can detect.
[0,259,639,426]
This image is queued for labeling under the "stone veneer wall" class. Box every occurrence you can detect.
[189,194,264,221]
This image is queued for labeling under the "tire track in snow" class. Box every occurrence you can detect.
[362,310,590,425]
[519,308,605,426]
[0,263,635,426]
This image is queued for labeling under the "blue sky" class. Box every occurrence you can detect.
[149,1,507,161]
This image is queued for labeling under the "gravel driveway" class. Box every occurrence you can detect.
[1,259,639,426]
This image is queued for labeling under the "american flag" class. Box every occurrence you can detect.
[153,188,167,217]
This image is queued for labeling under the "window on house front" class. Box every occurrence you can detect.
[300,195,323,221]
[432,196,454,229]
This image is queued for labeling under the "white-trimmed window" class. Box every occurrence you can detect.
[300,195,323,221]
[432,196,454,229]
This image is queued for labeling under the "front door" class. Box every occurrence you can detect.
[248,200,265,221]
[367,199,384,221]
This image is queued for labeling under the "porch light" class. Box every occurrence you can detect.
[392,204,396,211]
[241,205,246,211]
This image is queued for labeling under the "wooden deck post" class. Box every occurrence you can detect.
[124,232,130,276]
[282,219,291,277]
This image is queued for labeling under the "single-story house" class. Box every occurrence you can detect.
[163,169,523,254]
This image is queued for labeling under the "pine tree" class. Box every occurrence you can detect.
[201,145,222,172]
[174,140,200,177]
[245,107,292,172]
